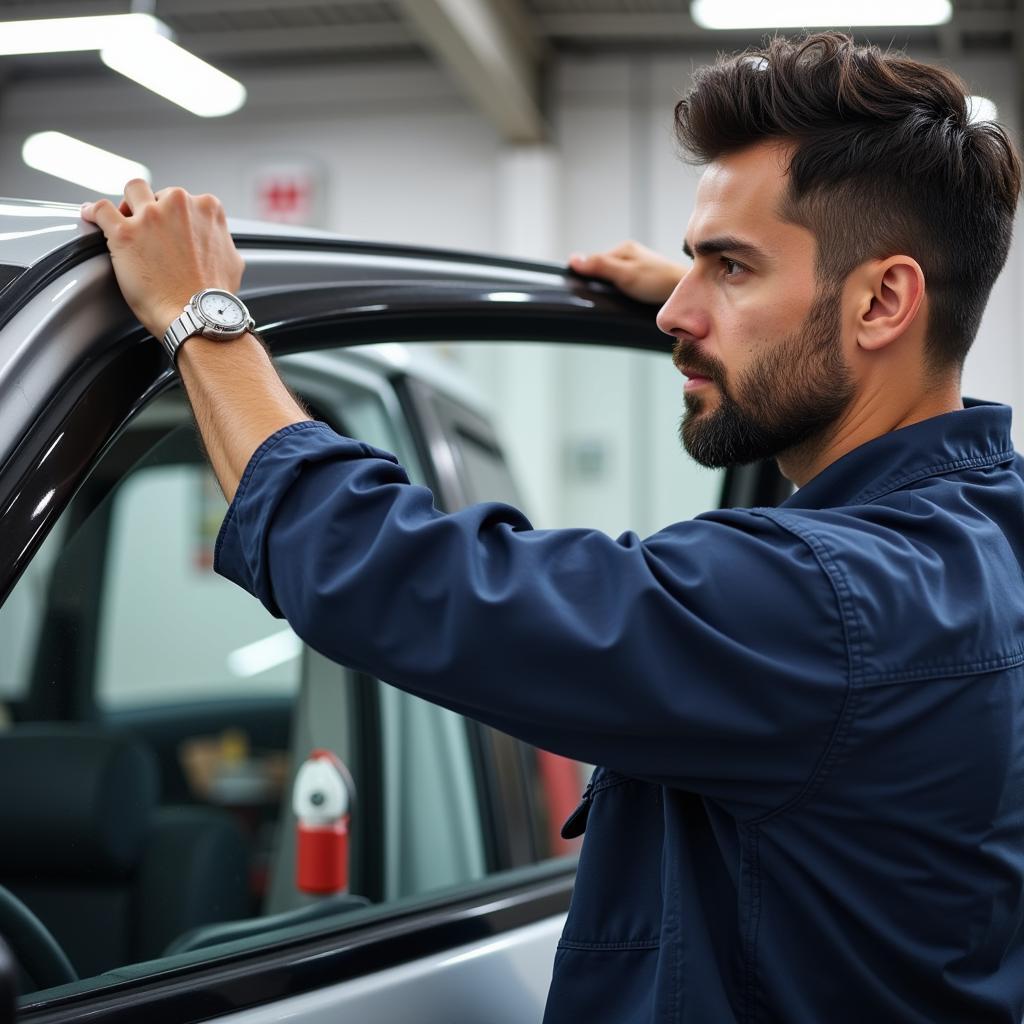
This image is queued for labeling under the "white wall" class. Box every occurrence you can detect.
[1,47,1019,535]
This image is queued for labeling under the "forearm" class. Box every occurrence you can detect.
[175,331,310,502]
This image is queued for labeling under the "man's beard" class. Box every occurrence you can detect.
[674,285,855,469]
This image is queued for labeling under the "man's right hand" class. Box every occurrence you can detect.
[568,240,686,305]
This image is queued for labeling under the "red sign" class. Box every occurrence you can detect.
[253,163,323,225]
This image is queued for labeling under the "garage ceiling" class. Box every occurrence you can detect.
[0,0,1018,142]
[0,0,1014,62]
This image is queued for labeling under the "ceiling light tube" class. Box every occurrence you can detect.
[22,132,151,195]
[0,14,166,55]
[690,0,952,29]
[100,32,246,117]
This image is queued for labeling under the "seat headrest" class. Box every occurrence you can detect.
[0,726,158,877]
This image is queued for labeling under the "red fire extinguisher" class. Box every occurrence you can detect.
[292,749,354,894]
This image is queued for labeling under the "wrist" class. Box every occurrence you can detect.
[176,329,263,369]
[150,299,190,341]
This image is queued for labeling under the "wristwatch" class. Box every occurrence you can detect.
[161,288,256,364]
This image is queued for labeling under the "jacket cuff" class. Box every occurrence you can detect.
[213,420,399,615]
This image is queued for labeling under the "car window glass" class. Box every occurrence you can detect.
[0,522,65,706]
[0,347,497,1009]
[378,685,488,899]
[449,341,723,537]
[425,340,727,862]
[275,350,491,905]
[97,453,299,708]
[0,336,727,1009]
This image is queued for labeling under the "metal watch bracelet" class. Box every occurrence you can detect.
[161,306,206,364]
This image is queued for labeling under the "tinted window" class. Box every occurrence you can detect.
[0,335,729,1009]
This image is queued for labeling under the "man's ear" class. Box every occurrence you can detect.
[856,256,926,353]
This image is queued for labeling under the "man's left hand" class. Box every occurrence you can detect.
[81,179,245,339]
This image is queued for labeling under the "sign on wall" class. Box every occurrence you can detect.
[249,159,328,227]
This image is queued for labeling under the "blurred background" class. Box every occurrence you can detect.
[0,0,1017,534]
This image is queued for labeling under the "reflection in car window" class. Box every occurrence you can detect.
[450,341,725,537]
[0,336,729,1008]
[0,348,505,1008]
[453,426,521,507]
[0,521,65,706]
[98,452,300,709]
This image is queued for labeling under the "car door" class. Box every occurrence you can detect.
[0,228,788,1023]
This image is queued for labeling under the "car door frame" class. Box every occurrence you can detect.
[0,233,787,1023]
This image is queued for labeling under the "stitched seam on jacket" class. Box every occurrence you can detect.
[666,818,683,1024]
[741,824,762,1024]
[863,647,1024,685]
[737,512,866,1023]
[744,510,864,827]
[589,774,632,796]
[556,938,661,951]
[851,449,1014,505]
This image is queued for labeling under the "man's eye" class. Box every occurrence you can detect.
[721,257,744,277]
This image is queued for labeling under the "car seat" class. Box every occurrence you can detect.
[0,724,250,984]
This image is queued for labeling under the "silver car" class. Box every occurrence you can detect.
[0,198,781,1023]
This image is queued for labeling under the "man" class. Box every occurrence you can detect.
[82,31,1024,1024]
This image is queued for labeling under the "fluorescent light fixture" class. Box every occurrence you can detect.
[227,628,302,679]
[691,0,952,29]
[22,132,150,195]
[101,33,246,117]
[968,96,998,124]
[0,14,167,55]
[0,13,244,117]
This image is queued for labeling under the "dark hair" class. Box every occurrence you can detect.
[674,32,1022,372]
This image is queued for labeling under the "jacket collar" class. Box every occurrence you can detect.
[780,398,1016,511]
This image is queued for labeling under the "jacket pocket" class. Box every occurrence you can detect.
[558,766,664,948]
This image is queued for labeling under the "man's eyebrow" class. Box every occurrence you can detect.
[682,236,770,263]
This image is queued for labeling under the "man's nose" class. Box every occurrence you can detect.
[655,299,677,336]
[656,274,705,339]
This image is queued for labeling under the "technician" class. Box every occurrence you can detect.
[82,32,1024,1023]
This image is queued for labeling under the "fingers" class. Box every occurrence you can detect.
[568,251,631,279]
[122,178,155,215]
[569,239,645,275]
[80,177,152,228]
[568,240,686,304]
[80,197,124,234]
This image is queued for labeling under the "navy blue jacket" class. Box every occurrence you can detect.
[216,398,1024,1022]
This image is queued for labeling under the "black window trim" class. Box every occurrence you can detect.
[18,864,575,1023]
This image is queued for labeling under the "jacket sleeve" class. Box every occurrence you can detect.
[215,420,850,814]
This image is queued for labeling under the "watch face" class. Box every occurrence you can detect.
[198,290,245,328]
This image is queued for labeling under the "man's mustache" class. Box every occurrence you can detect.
[672,340,726,386]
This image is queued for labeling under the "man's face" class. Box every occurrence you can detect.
[656,142,856,468]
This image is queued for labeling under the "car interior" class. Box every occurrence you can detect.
[0,346,589,1002]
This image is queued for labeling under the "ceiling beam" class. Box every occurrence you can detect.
[0,0,388,14]
[395,0,546,143]
[159,0,382,10]
[180,23,417,58]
